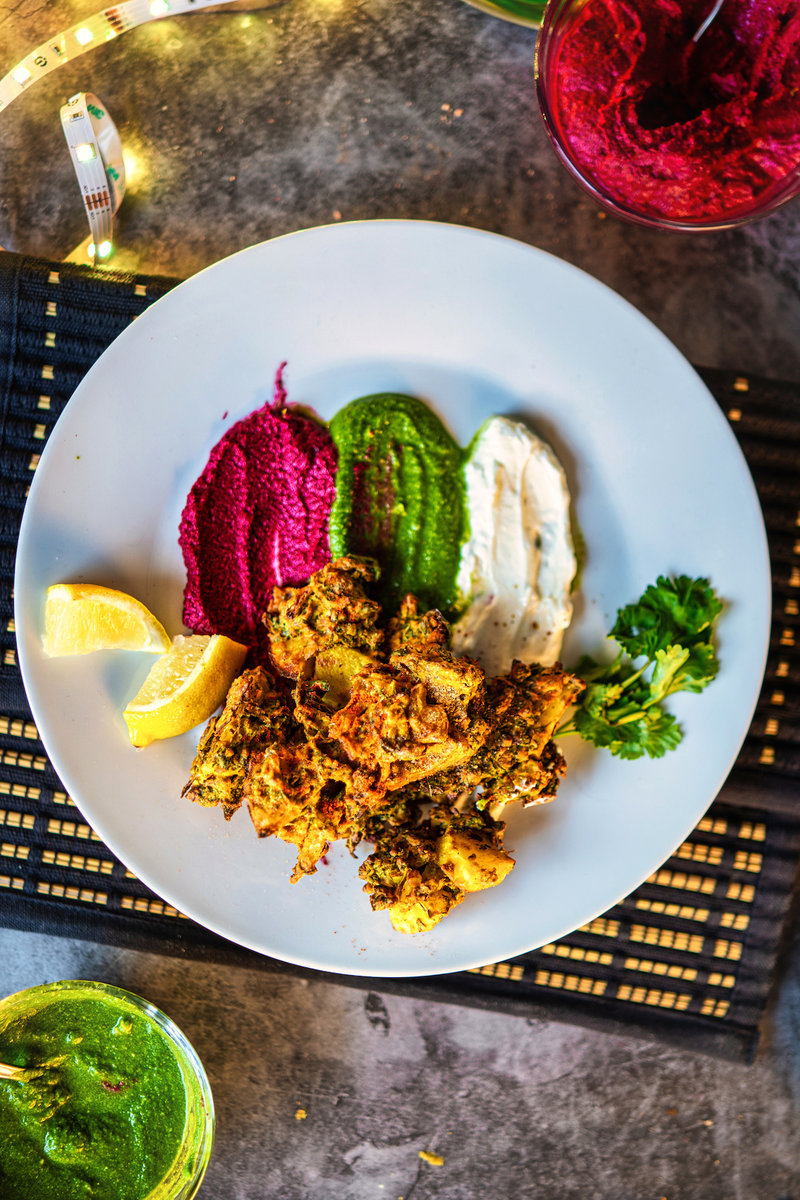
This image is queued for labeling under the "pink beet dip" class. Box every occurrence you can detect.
[538,0,800,225]
[179,367,337,647]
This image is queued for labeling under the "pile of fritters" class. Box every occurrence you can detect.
[182,556,584,934]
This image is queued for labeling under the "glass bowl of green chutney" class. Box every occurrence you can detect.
[0,979,215,1200]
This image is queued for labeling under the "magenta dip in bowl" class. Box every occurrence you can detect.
[535,0,800,230]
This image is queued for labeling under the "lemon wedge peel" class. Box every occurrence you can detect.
[43,583,171,657]
[123,633,248,748]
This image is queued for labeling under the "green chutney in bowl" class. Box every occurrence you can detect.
[0,980,214,1200]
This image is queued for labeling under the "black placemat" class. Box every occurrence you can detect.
[1,250,798,1063]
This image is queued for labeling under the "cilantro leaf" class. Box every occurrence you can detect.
[648,645,692,704]
[639,708,684,758]
[559,575,723,760]
[571,704,682,760]
[611,575,723,660]
[677,641,720,692]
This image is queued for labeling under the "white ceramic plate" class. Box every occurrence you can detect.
[15,221,770,978]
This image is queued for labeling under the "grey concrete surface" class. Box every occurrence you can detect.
[2,921,800,1200]
[2,0,800,1196]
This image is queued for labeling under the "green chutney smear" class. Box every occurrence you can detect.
[0,989,188,1200]
[328,393,465,612]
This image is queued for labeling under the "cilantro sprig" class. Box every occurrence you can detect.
[559,575,723,760]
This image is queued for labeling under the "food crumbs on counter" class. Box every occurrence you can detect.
[419,1150,444,1166]
[295,1108,307,1120]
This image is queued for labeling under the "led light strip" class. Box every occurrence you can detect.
[60,92,125,260]
[0,0,241,113]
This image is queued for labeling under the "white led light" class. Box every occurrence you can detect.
[1,0,249,114]
[62,93,125,265]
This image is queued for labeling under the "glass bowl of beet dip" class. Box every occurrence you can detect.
[0,980,215,1200]
[535,0,800,231]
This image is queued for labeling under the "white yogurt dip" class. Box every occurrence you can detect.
[451,416,576,678]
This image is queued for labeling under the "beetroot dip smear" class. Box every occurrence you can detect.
[179,366,337,647]
[546,0,800,223]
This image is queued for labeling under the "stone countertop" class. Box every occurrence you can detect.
[1,1,800,1196]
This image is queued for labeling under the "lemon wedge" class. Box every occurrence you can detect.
[123,634,248,747]
[44,583,171,657]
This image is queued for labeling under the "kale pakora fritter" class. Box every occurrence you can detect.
[328,648,489,801]
[184,556,584,931]
[421,660,585,811]
[359,805,514,935]
[183,664,356,881]
[181,666,291,819]
[264,554,383,679]
[386,593,450,654]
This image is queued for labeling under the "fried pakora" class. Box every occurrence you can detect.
[477,662,584,811]
[245,737,355,882]
[386,593,451,654]
[359,805,514,935]
[328,650,488,802]
[389,645,486,737]
[185,556,584,931]
[422,660,584,811]
[183,665,360,881]
[181,666,291,818]
[263,555,383,679]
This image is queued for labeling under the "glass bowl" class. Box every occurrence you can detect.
[0,980,215,1200]
[535,0,800,231]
